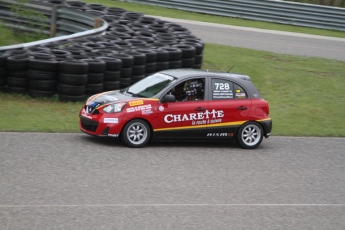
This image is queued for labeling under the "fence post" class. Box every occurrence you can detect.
[94,17,102,28]
[50,5,57,37]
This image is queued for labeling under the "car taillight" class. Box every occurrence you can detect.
[266,102,270,115]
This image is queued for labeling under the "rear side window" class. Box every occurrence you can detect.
[211,79,247,100]
[234,84,247,99]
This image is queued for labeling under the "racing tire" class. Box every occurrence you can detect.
[145,62,156,75]
[182,42,204,55]
[172,44,196,58]
[86,83,104,95]
[27,69,57,80]
[72,54,89,60]
[169,60,182,69]
[131,75,145,84]
[50,49,72,60]
[57,83,86,96]
[161,47,182,61]
[122,51,146,66]
[194,54,203,65]
[5,49,28,56]
[109,53,134,68]
[88,73,104,84]
[120,68,132,79]
[59,60,88,74]
[103,81,120,91]
[122,119,151,148]
[104,71,120,81]
[155,49,169,62]
[120,78,131,88]
[0,67,7,77]
[132,65,145,76]
[6,55,31,71]
[29,79,57,91]
[29,89,56,98]
[0,53,9,67]
[81,59,106,73]
[156,61,169,71]
[7,77,28,88]
[59,94,86,102]
[58,73,88,86]
[6,87,28,94]
[28,59,59,72]
[193,64,202,69]
[95,57,122,71]
[30,52,55,60]
[8,70,27,78]
[135,49,157,63]
[182,58,195,68]
[237,121,263,149]
[0,76,6,86]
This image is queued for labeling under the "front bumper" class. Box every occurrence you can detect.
[79,112,122,137]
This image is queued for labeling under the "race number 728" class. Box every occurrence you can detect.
[214,83,230,90]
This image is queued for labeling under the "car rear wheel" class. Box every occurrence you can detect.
[122,119,150,148]
[237,121,263,149]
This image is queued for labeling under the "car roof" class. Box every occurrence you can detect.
[159,69,262,99]
[159,69,252,82]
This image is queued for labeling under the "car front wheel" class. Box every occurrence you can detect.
[237,121,263,149]
[122,119,150,148]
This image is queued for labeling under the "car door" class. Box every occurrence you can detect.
[155,78,209,140]
[206,78,252,137]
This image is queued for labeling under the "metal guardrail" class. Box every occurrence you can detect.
[0,0,108,50]
[123,0,345,31]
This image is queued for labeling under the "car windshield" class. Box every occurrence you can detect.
[126,73,176,98]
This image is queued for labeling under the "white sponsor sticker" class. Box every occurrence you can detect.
[104,118,118,123]
[126,104,152,113]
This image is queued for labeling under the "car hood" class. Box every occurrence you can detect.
[87,90,133,107]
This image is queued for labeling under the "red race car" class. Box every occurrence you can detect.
[79,69,272,149]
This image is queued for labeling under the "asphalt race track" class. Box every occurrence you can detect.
[1,19,345,229]
[156,17,345,62]
[0,133,345,229]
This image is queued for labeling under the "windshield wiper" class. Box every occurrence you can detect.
[126,89,136,96]
[126,89,146,98]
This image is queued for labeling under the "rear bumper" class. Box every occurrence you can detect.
[260,119,272,138]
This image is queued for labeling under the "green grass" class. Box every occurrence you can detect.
[0,94,84,132]
[0,21,47,46]
[0,0,344,136]
[0,22,22,46]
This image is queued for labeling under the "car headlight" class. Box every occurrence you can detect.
[103,103,126,113]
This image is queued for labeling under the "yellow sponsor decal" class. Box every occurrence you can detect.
[129,100,144,107]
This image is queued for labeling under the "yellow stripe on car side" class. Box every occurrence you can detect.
[154,118,271,132]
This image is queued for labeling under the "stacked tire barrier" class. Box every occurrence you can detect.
[0,0,204,102]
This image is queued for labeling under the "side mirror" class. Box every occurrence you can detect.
[162,94,176,102]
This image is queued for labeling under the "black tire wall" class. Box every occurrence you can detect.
[1,1,204,101]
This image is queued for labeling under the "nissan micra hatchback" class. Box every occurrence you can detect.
[79,69,272,149]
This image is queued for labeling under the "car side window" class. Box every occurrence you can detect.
[169,78,205,101]
[234,84,248,99]
[212,79,248,100]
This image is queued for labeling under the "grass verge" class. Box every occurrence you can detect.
[0,21,47,46]
[0,94,84,132]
